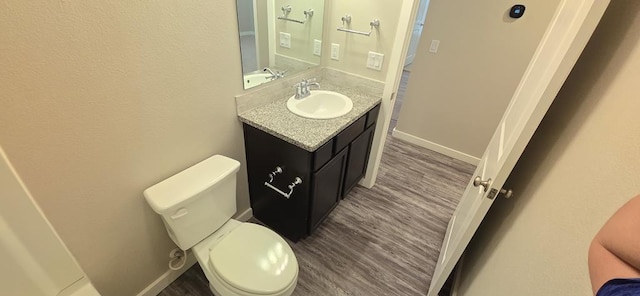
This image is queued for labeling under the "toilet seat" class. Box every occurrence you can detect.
[209,223,298,295]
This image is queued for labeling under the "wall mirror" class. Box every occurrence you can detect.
[236,0,325,89]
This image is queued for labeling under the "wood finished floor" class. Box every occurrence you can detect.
[158,71,476,296]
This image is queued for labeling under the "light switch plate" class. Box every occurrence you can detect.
[313,39,322,56]
[429,40,440,53]
[367,51,384,71]
[331,43,340,60]
[279,32,291,48]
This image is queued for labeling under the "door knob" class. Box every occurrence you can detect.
[500,188,514,198]
[473,176,491,192]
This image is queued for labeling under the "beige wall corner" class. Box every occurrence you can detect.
[0,2,250,295]
[395,0,560,159]
[457,1,640,295]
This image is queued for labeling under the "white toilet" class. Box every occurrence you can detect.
[144,155,299,296]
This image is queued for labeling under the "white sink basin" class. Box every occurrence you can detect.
[287,90,353,119]
[243,73,273,89]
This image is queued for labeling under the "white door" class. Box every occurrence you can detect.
[427,0,610,294]
[404,0,430,67]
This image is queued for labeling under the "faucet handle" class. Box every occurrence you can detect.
[307,78,320,89]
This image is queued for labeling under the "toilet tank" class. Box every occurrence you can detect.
[144,155,240,250]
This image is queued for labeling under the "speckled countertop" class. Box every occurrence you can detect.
[238,83,382,152]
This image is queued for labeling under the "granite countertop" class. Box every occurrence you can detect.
[238,83,382,152]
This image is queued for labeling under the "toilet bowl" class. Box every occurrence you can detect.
[144,155,298,296]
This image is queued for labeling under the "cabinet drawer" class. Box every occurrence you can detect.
[312,139,334,171]
[334,116,366,153]
[366,104,381,128]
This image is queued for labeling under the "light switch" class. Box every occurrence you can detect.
[331,43,340,60]
[429,40,440,53]
[313,39,322,56]
[367,51,384,71]
[279,32,291,49]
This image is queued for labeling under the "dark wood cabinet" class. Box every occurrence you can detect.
[309,148,347,233]
[242,103,380,241]
[242,124,311,241]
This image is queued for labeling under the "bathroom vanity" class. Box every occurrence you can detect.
[238,81,381,241]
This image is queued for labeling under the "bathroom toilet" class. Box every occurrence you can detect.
[144,155,298,296]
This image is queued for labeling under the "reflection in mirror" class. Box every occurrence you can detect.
[236,0,325,89]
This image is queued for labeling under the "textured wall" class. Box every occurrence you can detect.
[458,1,640,294]
[396,0,560,159]
[0,1,249,295]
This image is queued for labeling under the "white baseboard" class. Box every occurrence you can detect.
[235,207,253,222]
[136,208,253,296]
[136,254,197,296]
[391,129,480,165]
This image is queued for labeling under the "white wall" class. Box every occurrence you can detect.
[256,0,270,70]
[458,1,640,294]
[237,0,255,34]
[273,0,324,65]
[322,0,402,82]
[395,0,561,161]
[0,2,248,295]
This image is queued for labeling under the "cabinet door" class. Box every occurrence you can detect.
[309,148,348,234]
[342,124,376,197]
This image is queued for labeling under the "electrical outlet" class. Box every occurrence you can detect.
[366,51,384,71]
[429,40,440,53]
[313,39,322,56]
[331,43,340,60]
[279,32,291,49]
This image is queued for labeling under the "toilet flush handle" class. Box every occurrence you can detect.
[170,208,188,220]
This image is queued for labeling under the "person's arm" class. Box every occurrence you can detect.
[589,195,640,294]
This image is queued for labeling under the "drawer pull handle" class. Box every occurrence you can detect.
[268,166,283,183]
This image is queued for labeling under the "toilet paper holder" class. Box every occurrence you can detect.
[264,166,303,199]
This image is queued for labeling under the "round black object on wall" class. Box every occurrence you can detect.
[509,5,526,18]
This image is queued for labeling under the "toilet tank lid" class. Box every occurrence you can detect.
[143,155,240,214]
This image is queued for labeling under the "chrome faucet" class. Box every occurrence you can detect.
[294,78,320,99]
[263,67,285,80]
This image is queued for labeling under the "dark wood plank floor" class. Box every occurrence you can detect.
[158,72,476,296]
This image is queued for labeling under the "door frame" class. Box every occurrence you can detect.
[404,0,430,67]
[361,0,419,188]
